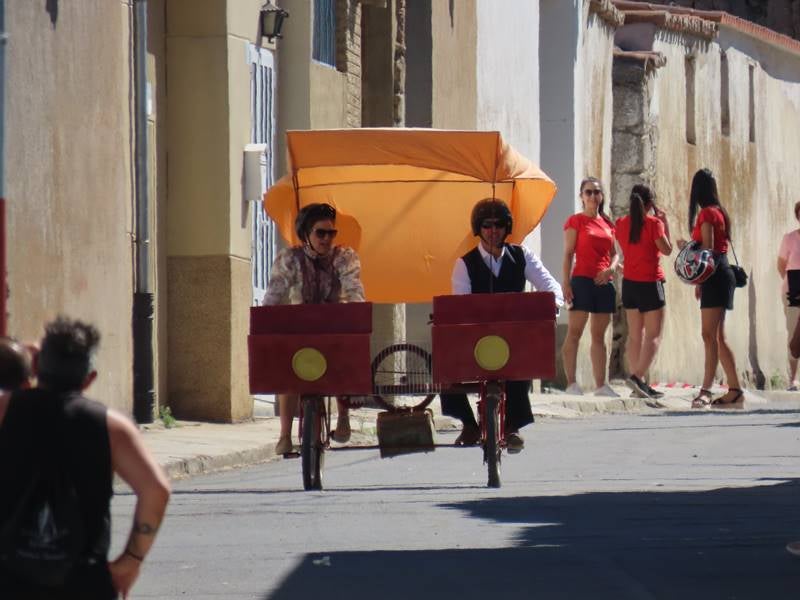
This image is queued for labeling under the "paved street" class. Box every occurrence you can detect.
[113,407,800,599]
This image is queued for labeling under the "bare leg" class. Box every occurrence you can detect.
[562,310,589,386]
[715,313,743,402]
[331,397,352,442]
[625,309,644,376]
[700,307,724,390]
[589,313,611,389]
[275,394,299,453]
[278,394,298,438]
[634,308,665,379]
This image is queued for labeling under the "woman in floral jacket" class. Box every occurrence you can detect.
[263,203,365,455]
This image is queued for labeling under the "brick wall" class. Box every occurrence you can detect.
[337,0,362,127]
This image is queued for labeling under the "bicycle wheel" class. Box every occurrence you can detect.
[371,343,436,411]
[301,395,325,491]
[483,382,502,488]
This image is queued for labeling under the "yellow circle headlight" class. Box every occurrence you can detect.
[291,347,327,382]
[473,335,510,371]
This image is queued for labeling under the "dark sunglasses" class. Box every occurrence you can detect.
[480,220,508,230]
[312,228,338,239]
[582,189,603,197]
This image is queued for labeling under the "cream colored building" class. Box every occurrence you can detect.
[4,0,405,422]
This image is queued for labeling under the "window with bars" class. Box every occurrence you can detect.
[249,46,277,305]
[313,0,336,66]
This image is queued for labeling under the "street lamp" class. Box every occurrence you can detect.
[260,1,289,41]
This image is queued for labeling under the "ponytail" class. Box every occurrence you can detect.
[629,193,645,243]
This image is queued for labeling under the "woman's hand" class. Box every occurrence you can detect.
[694,285,702,300]
[594,268,614,285]
[677,238,687,250]
[563,282,574,305]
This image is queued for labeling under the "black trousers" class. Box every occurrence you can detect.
[440,380,534,432]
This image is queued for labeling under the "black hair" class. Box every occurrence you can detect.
[628,184,655,244]
[0,337,32,390]
[37,317,100,392]
[294,203,337,244]
[688,168,731,240]
[580,177,614,227]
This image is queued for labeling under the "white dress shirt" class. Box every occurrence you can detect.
[451,243,564,307]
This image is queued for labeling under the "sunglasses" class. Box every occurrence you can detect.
[480,220,508,230]
[312,228,338,239]
[582,189,603,197]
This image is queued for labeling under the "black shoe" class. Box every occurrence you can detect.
[646,383,664,400]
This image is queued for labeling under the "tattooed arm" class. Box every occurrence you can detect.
[107,409,171,599]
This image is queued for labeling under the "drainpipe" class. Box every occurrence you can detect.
[132,0,154,423]
[0,1,6,337]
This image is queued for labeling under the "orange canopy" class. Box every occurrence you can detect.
[264,129,557,303]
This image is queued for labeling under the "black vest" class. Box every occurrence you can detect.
[0,389,113,563]
[462,244,527,293]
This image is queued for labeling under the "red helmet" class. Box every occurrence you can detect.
[674,241,716,284]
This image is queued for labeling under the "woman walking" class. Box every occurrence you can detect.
[561,177,620,397]
[615,184,672,403]
[681,169,743,407]
[776,201,800,391]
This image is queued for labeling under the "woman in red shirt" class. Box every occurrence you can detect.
[682,168,742,407]
[615,184,672,403]
[561,177,620,397]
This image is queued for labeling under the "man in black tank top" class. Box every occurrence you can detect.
[441,199,563,452]
[0,317,171,600]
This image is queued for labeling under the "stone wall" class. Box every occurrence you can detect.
[609,53,663,377]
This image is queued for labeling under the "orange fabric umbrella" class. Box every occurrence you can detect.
[264,129,557,303]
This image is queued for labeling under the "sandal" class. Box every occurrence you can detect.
[711,388,744,408]
[691,388,713,408]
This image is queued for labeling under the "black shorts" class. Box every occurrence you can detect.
[700,255,735,310]
[570,276,616,314]
[622,279,665,312]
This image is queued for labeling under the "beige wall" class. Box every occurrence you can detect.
[164,0,271,422]
[568,6,619,387]
[5,1,135,411]
[431,0,477,130]
[616,24,800,389]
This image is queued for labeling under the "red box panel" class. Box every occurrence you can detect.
[432,292,555,325]
[432,320,556,383]
[248,333,372,395]
[250,303,372,335]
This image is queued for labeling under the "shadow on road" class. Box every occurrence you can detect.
[266,479,800,599]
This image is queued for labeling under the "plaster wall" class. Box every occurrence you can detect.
[431,0,477,130]
[5,1,134,411]
[540,1,618,387]
[620,26,800,389]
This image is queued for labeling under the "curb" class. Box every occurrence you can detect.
[159,444,278,481]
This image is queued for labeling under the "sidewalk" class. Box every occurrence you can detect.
[141,384,785,482]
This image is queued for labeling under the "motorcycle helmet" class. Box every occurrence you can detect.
[674,240,716,285]
[470,198,513,236]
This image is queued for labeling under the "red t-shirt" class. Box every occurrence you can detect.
[616,215,666,282]
[691,206,728,254]
[564,213,615,278]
